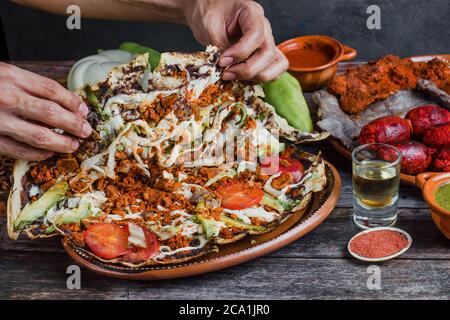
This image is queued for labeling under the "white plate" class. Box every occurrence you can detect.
[348,227,412,262]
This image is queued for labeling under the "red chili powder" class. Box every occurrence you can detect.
[349,230,409,259]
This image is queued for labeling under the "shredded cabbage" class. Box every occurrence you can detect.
[128,222,147,248]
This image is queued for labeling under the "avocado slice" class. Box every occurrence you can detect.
[14,182,69,230]
[194,202,221,239]
[260,193,285,213]
[45,197,100,234]
[198,216,221,239]
[53,204,97,227]
[220,215,266,232]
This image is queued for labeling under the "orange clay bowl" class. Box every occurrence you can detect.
[278,35,357,92]
[416,172,450,240]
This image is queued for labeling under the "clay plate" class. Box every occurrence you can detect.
[327,54,450,187]
[62,161,341,280]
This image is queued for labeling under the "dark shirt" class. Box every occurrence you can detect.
[0,15,9,60]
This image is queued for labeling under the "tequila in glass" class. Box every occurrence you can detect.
[352,144,401,228]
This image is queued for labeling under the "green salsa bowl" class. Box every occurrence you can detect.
[416,172,450,240]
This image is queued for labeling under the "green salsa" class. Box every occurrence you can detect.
[435,183,450,212]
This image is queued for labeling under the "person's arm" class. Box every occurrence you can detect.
[2,0,286,160]
[12,0,288,82]
[12,0,186,22]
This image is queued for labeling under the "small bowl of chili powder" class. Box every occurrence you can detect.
[348,227,412,262]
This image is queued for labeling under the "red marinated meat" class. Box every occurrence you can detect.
[390,141,432,175]
[433,147,450,172]
[358,116,411,145]
[328,55,417,114]
[405,105,450,137]
[423,123,450,148]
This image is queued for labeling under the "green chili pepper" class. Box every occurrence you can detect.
[262,72,313,132]
[225,102,247,126]
[237,105,248,126]
[118,42,161,71]
[83,85,103,115]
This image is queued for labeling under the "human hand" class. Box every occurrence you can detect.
[184,0,288,82]
[0,63,92,160]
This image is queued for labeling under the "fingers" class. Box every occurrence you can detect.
[220,2,284,81]
[223,21,276,80]
[254,48,289,82]
[15,95,92,139]
[0,63,89,157]
[0,135,53,161]
[11,65,89,117]
[220,5,266,67]
[224,47,288,82]
[203,16,230,51]
[0,113,80,154]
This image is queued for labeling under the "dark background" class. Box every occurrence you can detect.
[0,0,449,61]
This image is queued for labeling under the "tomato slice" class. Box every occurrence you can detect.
[122,227,159,263]
[83,223,130,260]
[260,155,304,182]
[216,180,264,210]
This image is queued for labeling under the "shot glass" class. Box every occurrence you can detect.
[352,143,402,229]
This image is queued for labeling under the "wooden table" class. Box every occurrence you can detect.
[0,62,449,300]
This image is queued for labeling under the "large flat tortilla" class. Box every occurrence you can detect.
[7,47,328,267]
